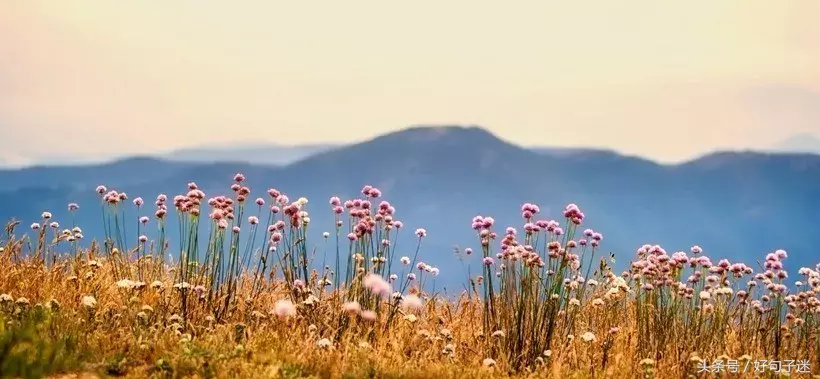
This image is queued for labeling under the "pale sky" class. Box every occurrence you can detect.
[1,1,819,165]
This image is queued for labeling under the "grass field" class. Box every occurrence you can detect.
[0,174,817,378]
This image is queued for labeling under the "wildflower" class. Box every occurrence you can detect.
[248,216,259,225]
[592,298,605,307]
[150,281,164,289]
[361,310,378,322]
[699,291,711,300]
[322,232,330,238]
[15,297,29,307]
[482,358,497,368]
[173,282,191,291]
[440,329,453,339]
[138,235,148,243]
[581,332,596,342]
[81,295,97,309]
[141,305,154,313]
[303,295,319,306]
[492,330,505,338]
[316,338,333,350]
[42,211,52,219]
[307,324,317,332]
[168,314,183,323]
[442,344,455,355]
[31,223,40,230]
[543,350,552,358]
[403,314,417,323]
[415,228,427,238]
[274,299,296,318]
[363,273,391,297]
[0,294,13,303]
[116,279,135,290]
[402,294,423,312]
[342,301,361,314]
[358,341,372,349]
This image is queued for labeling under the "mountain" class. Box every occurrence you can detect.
[1,125,818,288]
[771,133,820,154]
[161,143,339,165]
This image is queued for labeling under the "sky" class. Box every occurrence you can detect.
[1,1,820,166]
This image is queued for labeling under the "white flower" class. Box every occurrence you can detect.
[151,280,164,289]
[699,291,711,300]
[274,299,297,318]
[297,197,309,206]
[492,330,505,338]
[400,256,410,265]
[81,295,97,309]
[482,358,497,367]
[15,297,30,306]
[401,294,423,312]
[316,338,333,349]
[403,314,417,323]
[581,331,596,342]
[303,295,320,306]
[543,350,552,358]
[322,232,330,238]
[116,279,135,289]
[0,294,13,303]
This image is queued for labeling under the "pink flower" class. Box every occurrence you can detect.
[95,185,107,195]
[248,216,259,225]
[233,173,245,182]
[415,228,427,238]
[139,216,149,224]
[255,198,265,206]
[483,257,494,266]
[342,301,361,314]
[138,235,148,243]
[271,232,282,242]
[363,273,391,297]
[232,226,240,234]
[31,223,40,230]
[360,310,378,322]
[68,203,79,211]
[329,196,341,206]
[273,299,296,318]
[268,188,280,198]
[347,233,357,241]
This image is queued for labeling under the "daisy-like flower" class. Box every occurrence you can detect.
[81,295,97,309]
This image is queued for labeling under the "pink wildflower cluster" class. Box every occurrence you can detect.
[339,186,403,241]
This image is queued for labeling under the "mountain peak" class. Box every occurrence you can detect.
[381,124,502,143]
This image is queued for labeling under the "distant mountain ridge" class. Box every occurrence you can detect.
[770,133,820,154]
[1,125,818,287]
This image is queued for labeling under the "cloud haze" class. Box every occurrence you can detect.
[1,1,819,164]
